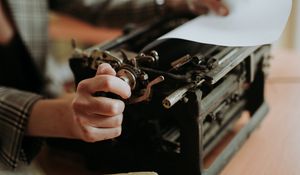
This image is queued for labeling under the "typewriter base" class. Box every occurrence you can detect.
[203,102,268,175]
[78,101,268,175]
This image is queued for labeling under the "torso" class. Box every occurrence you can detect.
[0,0,44,93]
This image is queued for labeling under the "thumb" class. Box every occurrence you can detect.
[96,63,116,76]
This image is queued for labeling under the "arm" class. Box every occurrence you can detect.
[0,88,42,169]
[168,0,229,16]
[0,64,130,169]
[49,0,166,27]
[49,0,229,27]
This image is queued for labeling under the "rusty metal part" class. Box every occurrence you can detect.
[170,54,192,70]
[117,69,137,90]
[129,76,165,104]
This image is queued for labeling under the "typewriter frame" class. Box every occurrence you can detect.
[64,16,270,175]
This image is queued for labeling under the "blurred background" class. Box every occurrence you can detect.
[275,0,299,51]
[46,11,122,95]
[46,0,299,95]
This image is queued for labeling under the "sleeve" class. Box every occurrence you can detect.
[0,87,43,169]
[49,0,168,27]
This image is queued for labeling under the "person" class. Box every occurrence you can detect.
[0,0,228,169]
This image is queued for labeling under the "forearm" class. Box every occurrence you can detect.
[49,0,166,27]
[0,87,43,168]
[26,94,76,139]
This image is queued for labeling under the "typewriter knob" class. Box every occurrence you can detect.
[191,55,203,65]
[150,50,159,62]
[136,51,159,65]
[117,68,137,90]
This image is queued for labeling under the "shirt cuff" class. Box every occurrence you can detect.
[0,87,43,169]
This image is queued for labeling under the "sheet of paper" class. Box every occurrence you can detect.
[156,0,292,47]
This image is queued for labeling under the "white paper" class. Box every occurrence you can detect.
[157,0,292,47]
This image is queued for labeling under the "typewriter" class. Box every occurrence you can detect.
[55,16,271,175]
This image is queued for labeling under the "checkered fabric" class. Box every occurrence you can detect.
[1,0,167,169]
[49,0,167,27]
[0,88,42,169]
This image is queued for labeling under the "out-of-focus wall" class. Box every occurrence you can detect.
[276,0,299,52]
[294,0,300,52]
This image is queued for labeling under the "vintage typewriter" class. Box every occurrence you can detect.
[52,16,271,175]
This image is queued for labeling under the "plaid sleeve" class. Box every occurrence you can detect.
[0,87,43,169]
[49,0,167,27]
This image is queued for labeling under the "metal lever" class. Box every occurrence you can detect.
[128,76,164,104]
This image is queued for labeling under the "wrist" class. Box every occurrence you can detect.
[27,97,75,139]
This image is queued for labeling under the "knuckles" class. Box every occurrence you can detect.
[72,94,125,117]
[100,76,114,91]
[81,131,98,143]
[71,96,87,112]
[76,119,99,143]
[77,79,89,92]
[111,127,122,138]
[107,100,125,116]
[111,114,123,127]
[77,75,116,93]
[73,112,123,142]
[78,75,131,100]
[91,98,125,116]
[97,63,115,75]
[80,126,122,143]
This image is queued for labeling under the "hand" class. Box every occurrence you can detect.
[71,63,131,142]
[166,0,229,16]
[27,63,130,141]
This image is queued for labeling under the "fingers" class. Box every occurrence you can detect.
[72,96,125,142]
[81,63,131,99]
[188,3,209,15]
[167,0,229,16]
[72,63,130,142]
[85,126,122,142]
[201,0,229,16]
[78,113,123,128]
[77,120,122,142]
[73,96,125,116]
[77,75,131,99]
[187,0,229,16]
[96,63,116,76]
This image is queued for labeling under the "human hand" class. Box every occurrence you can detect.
[71,63,131,142]
[166,0,229,16]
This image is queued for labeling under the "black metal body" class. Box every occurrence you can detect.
[49,16,270,175]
